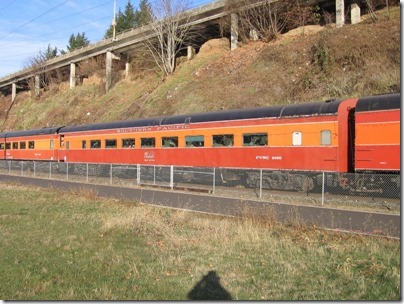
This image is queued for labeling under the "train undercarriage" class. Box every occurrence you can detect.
[219,169,400,198]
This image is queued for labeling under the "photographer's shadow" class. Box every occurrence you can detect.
[188,270,232,300]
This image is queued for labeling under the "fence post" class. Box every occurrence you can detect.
[86,163,89,183]
[66,162,69,180]
[170,165,174,190]
[33,161,36,177]
[49,162,52,179]
[110,164,113,185]
[259,169,263,199]
[137,164,140,185]
[212,167,216,195]
[8,160,10,174]
[322,172,325,206]
[21,161,24,176]
[153,166,156,185]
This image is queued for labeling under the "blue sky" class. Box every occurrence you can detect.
[0,0,213,78]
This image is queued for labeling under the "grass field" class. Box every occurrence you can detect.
[0,182,400,300]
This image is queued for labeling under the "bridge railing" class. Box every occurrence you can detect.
[0,160,399,213]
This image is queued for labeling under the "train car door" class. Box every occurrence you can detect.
[347,108,355,173]
[58,135,65,161]
[0,135,5,160]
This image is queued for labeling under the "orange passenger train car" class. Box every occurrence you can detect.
[57,97,359,173]
[0,93,399,194]
[1,127,63,161]
[354,94,400,172]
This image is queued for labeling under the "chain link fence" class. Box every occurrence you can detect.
[0,160,399,213]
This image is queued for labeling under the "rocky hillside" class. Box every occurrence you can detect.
[0,7,399,131]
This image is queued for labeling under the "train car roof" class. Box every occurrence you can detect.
[59,99,342,133]
[356,93,401,112]
[4,126,63,138]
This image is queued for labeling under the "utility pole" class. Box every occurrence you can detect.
[112,0,117,40]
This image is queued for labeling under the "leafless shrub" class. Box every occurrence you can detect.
[129,46,160,79]
[285,1,320,34]
[364,0,400,21]
[322,10,335,27]
[226,0,291,42]
[221,0,321,42]
[143,0,200,76]
[23,46,64,94]
[78,56,106,80]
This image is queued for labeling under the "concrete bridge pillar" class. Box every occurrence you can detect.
[106,51,113,92]
[34,75,40,96]
[70,62,76,89]
[231,13,239,51]
[11,83,16,103]
[106,51,121,92]
[125,54,131,78]
[187,46,195,60]
[350,1,361,24]
[336,0,345,28]
[249,29,259,41]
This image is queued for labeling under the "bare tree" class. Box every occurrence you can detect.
[143,0,196,75]
[285,0,320,35]
[24,45,61,92]
[221,0,319,42]
[222,0,292,43]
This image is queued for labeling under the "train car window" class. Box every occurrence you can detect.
[90,140,101,149]
[6,143,11,149]
[28,141,35,149]
[292,131,302,146]
[0,143,4,150]
[162,136,178,147]
[20,141,26,149]
[122,138,135,148]
[186,135,204,147]
[141,137,155,148]
[12,142,18,149]
[66,141,70,150]
[105,139,117,148]
[50,140,54,149]
[82,140,87,149]
[321,130,331,146]
[243,133,267,146]
[212,134,234,147]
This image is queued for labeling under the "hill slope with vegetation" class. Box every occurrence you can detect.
[0,7,399,132]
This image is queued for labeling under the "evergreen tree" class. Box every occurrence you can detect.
[135,0,153,25]
[122,1,137,29]
[67,32,90,52]
[44,44,58,60]
[104,0,152,38]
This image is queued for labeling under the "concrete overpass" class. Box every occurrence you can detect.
[0,0,361,100]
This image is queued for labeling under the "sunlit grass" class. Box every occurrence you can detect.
[0,182,399,300]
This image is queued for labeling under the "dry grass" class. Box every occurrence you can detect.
[0,182,400,300]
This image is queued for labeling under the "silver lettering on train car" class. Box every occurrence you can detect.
[144,151,155,162]
[156,125,190,131]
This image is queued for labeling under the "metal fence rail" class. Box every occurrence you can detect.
[0,160,399,213]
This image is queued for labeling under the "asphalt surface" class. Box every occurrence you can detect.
[0,174,400,238]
